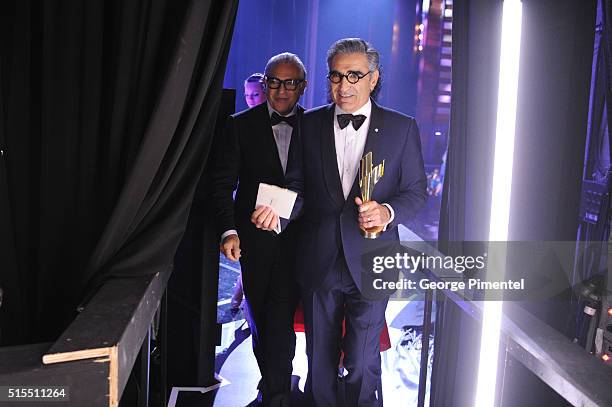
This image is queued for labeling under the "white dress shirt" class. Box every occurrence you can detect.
[333,99,394,228]
[268,102,296,175]
[334,100,372,199]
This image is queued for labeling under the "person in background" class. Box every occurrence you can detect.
[213,53,307,406]
[244,72,266,108]
[229,72,275,317]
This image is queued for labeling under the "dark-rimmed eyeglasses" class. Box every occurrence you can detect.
[327,70,371,84]
[265,76,304,91]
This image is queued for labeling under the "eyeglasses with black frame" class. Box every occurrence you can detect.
[265,76,304,91]
[327,70,372,84]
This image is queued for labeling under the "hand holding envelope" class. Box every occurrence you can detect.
[251,183,297,232]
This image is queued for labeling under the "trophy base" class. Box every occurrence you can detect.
[360,225,384,239]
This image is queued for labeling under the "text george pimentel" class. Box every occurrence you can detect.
[372,278,525,291]
[370,252,525,291]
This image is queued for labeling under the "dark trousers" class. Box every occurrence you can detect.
[242,243,299,407]
[302,255,388,407]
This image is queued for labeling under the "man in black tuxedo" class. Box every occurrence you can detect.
[212,52,307,406]
[255,38,427,406]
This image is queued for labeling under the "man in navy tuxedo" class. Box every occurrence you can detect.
[213,52,307,406]
[253,38,427,406]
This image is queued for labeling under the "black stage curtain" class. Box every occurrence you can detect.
[0,0,238,345]
[0,64,20,344]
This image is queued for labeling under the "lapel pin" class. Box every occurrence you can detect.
[374,128,379,133]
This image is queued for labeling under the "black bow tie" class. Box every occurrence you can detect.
[337,114,366,130]
[270,112,297,128]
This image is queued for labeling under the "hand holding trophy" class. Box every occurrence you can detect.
[358,152,385,239]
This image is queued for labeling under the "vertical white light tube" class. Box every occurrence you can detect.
[474,1,523,406]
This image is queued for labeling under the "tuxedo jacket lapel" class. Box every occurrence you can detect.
[362,100,384,164]
[320,104,345,208]
[286,105,305,180]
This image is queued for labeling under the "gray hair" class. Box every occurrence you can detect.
[264,52,307,79]
[326,38,380,73]
[326,38,382,100]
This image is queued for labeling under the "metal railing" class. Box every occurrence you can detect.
[0,269,170,407]
[415,253,612,407]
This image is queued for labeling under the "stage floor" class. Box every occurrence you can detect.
[168,225,436,406]
[211,299,434,407]
[210,225,435,407]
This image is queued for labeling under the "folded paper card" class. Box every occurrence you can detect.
[255,183,297,219]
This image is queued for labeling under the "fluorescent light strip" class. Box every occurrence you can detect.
[475,1,523,406]
[422,0,431,15]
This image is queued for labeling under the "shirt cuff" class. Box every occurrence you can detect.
[381,203,395,232]
[221,229,238,241]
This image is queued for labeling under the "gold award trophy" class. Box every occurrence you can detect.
[359,151,385,239]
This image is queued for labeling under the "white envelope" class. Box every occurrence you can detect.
[255,183,297,219]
